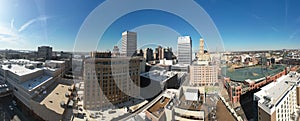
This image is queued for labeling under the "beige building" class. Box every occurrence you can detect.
[189,38,218,86]
[190,61,218,86]
[83,52,141,110]
[254,72,300,121]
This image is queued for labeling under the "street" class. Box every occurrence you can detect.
[0,95,16,121]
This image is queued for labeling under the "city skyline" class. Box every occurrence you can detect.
[1,1,300,121]
[0,0,299,52]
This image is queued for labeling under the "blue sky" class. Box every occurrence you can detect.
[0,0,299,52]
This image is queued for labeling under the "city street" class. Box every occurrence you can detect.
[0,95,16,121]
[0,95,31,121]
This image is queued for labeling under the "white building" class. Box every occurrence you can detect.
[254,72,300,121]
[122,31,137,57]
[177,36,192,65]
[0,59,70,120]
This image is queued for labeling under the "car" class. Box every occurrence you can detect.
[235,107,241,111]
[9,105,13,111]
[12,100,17,106]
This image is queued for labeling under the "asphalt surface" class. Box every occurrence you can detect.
[0,95,33,121]
[0,95,16,121]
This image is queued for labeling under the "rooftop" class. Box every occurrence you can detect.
[1,64,43,76]
[140,70,177,82]
[46,60,65,64]
[255,72,300,112]
[222,64,286,82]
[177,94,203,111]
[39,83,71,115]
[21,75,52,91]
[185,89,199,101]
[147,96,171,118]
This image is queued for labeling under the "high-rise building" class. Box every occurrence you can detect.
[121,31,137,57]
[143,48,153,62]
[177,36,192,65]
[112,45,120,57]
[157,46,164,60]
[83,52,140,110]
[190,38,218,86]
[164,47,174,60]
[38,46,52,60]
[254,72,300,121]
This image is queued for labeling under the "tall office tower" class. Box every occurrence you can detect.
[164,47,173,60]
[121,31,137,57]
[157,46,165,60]
[177,36,192,65]
[143,48,153,62]
[112,45,120,57]
[83,52,140,110]
[38,46,52,60]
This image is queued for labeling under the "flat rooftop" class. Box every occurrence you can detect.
[21,75,52,91]
[147,96,171,118]
[177,94,203,111]
[1,64,42,76]
[255,72,300,111]
[39,83,71,115]
[46,60,65,64]
[223,65,286,81]
[140,70,177,82]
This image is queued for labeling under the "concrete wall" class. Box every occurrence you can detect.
[258,106,276,121]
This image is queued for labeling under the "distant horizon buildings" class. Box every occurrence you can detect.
[121,31,137,57]
[112,45,120,57]
[177,36,192,65]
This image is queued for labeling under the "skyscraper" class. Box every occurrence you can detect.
[155,46,164,60]
[143,48,153,62]
[177,36,192,65]
[121,31,137,57]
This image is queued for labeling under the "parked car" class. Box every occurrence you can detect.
[9,105,13,111]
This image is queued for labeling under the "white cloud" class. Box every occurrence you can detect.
[18,16,50,33]
[0,25,20,43]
